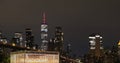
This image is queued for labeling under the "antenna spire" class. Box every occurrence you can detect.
[42,12,46,24]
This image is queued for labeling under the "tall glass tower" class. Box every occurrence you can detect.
[41,12,48,51]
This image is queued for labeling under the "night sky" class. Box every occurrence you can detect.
[0,0,120,55]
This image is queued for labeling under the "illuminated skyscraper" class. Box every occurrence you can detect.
[41,12,48,51]
[13,32,23,46]
[25,28,34,49]
[89,34,103,57]
[54,26,64,52]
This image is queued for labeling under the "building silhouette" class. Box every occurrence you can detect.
[48,38,55,51]
[54,26,64,53]
[47,26,64,52]
[11,32,23,47]
[25,28,34,49]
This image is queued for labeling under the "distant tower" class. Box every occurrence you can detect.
[25,28,34,49]
[0,31,8,55]
[0,31,7,44]
[89,34,103,58]
[66,43,71,55]
[14,32,23,46]
[54,26,64,52]
[41,12,48,51]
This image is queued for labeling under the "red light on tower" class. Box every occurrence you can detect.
[42,12,46,24]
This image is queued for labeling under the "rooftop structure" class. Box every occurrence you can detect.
[10,51,59,63]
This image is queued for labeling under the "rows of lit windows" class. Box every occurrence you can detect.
[11,52,59,63]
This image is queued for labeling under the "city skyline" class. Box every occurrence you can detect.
[0,0,120,55]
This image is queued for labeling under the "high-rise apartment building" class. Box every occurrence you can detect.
[89,34,103,57]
